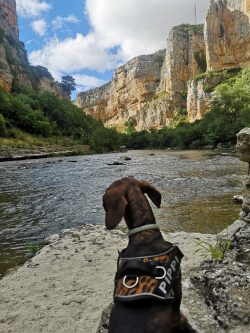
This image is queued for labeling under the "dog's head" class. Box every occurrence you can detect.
[103,177,161,230]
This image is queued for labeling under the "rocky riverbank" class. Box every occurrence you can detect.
[0,220,248,333]
[0,145,91,162]
[97,220,250,333]
[0,224,216,333]
[190,220,250,333]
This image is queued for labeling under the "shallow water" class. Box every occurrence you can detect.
[0,149,247,276]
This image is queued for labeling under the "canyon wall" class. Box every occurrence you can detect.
[0,0,18,37]
[161,24,206,93]
[76,25,206,131]
[0,0,68,98]
[205,0,250,71]
[188,0,250,121]
[76,51,165,131]
[76,0,250,130]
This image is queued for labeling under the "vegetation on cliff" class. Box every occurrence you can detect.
[1,68,249,154]
[0,83,121,153]
[123,68,250,149]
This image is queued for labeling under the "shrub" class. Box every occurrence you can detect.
[35,121,52,137]
[90,127,121,153]
[0,89,12,117]
[6,128,24,139]
[0,114,6,137]
[0,27,5,43]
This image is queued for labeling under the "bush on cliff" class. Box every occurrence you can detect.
[124,68,250,149]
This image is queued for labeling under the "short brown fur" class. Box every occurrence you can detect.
[103,177,196,333]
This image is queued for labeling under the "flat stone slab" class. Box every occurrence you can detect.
[0,225,216,333]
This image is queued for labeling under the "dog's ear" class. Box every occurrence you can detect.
[139,180,161,208]
[103,189,127,230]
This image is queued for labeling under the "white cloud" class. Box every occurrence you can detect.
[73,74,106,93]
[31,19,47,37]
[85,0,209,60]
[28,0,210,91]
[16,0,51,17]
[52,15,79,30]
[28,33,119,79]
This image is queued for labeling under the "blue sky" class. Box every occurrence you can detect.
[16,0,209,99]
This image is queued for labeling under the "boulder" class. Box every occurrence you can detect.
[236,128,250,163]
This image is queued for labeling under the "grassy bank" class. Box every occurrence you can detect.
[1,68,249,155]
[0,130,92,157]
[0,83,122,154]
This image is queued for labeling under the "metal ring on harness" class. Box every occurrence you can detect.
[123,276,139,289]
[155,266,167,280]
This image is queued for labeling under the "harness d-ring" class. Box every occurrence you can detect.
[123,276,139,289]
[155,266,167,279]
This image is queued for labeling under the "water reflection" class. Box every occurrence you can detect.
[0,150,247,276]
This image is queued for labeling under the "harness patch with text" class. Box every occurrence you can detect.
[114,245,183,302]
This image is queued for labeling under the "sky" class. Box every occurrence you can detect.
[16,0,209,98]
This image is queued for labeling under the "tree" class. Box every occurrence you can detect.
[61,75,76,95]
[0,114,6,137]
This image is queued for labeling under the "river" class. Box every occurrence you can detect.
[0,149,247,277]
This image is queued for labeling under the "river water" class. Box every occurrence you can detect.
[0,150,247,277]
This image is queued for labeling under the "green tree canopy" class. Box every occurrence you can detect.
[61,75,76,95]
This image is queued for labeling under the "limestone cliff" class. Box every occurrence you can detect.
[205,0,250,71]
[76,25,206,131]
[0,0,68,98]
[160,24,206,93]
[188,0,250,121]
[76,51,165,131]
[187,75,223,122]
[77,0,250,130]
[0,0,18,37]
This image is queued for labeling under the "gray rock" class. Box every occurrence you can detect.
[96,303,113,333]
[190,222,250,331]
[236,128,250,163]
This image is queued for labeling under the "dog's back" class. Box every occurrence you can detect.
[109,302,186,333]
[103,178,196,333]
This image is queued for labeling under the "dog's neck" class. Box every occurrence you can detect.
[123,227,170,257]
[124,191,156,230]
[127,224,160,237]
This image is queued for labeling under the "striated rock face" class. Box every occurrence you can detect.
[136,93,175,130]
[187,79,212,122]
[76,51,165,131]
[0,1,68,98]
[77,0,250,130]
[0,0,18,37]
[161,24,206,93]
[76,25,206,131]
[188,0,250,122]
[187,74,224,122]
[205,0,250,71]
[37,77,70,99]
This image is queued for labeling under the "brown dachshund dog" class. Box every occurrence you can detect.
[103,177,195,333]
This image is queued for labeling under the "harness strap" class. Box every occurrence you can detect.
[113,245,184,303]
[115,260,158,280]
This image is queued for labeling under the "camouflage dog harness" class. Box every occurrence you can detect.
[114,245,184,302]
